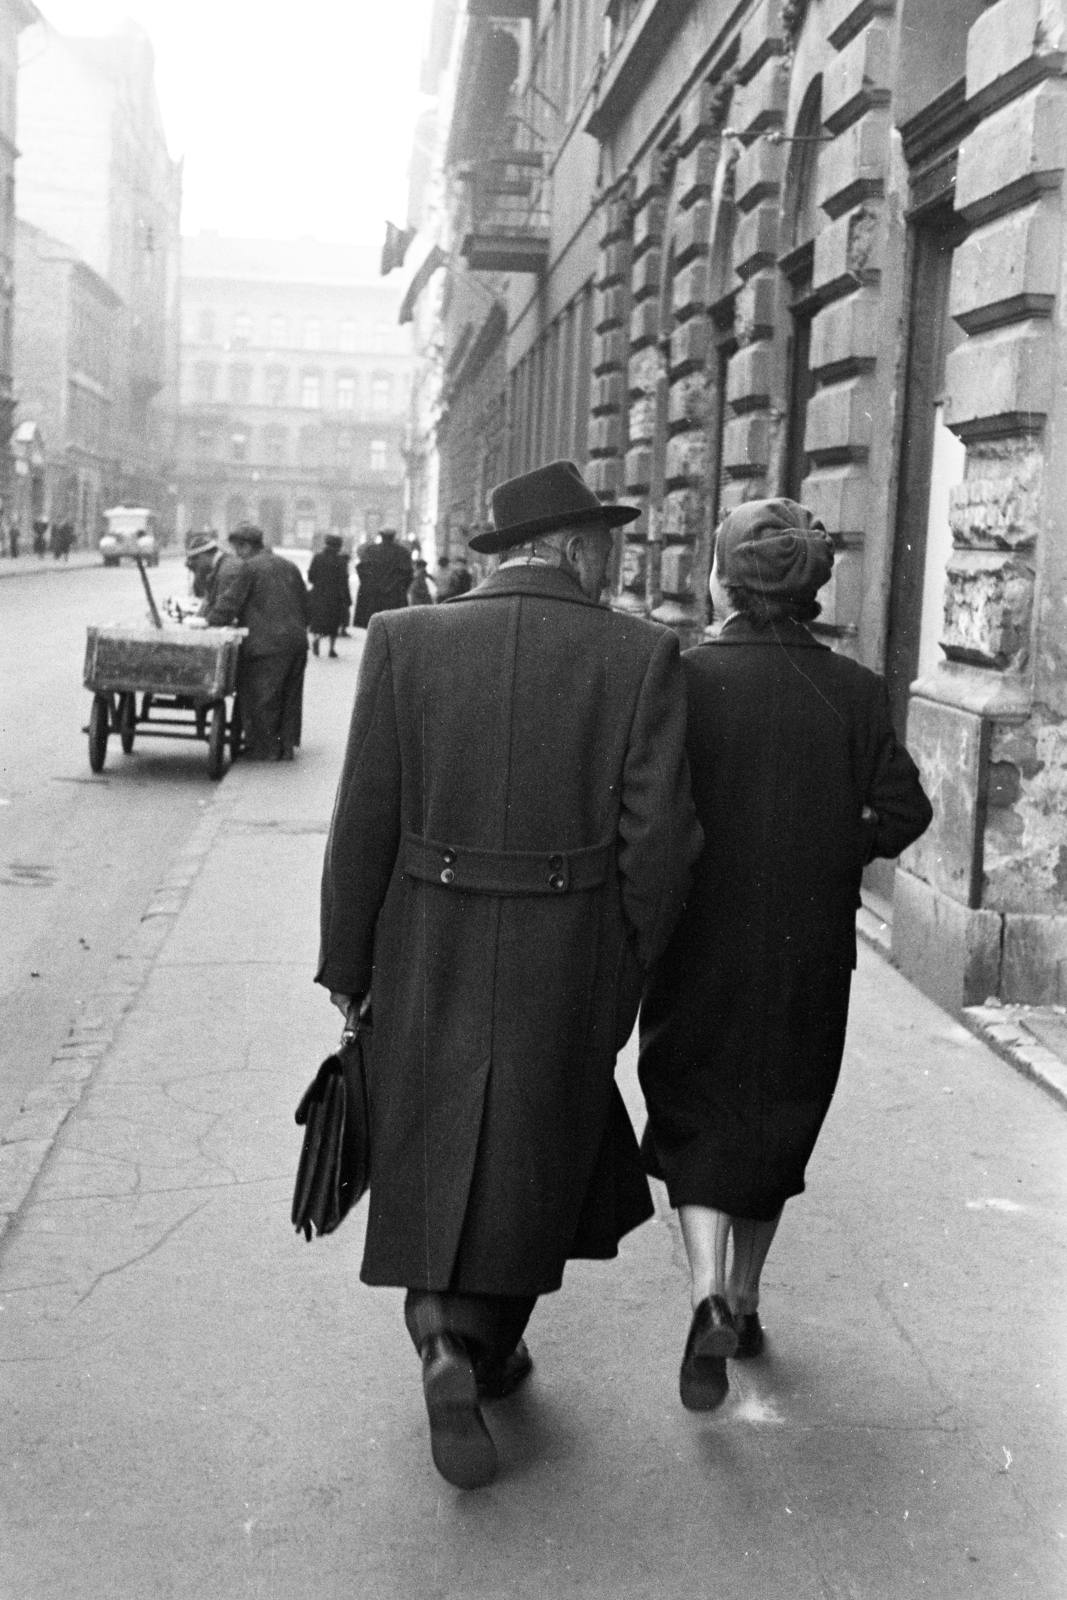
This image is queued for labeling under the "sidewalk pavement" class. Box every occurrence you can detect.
[1,638,1065,1600]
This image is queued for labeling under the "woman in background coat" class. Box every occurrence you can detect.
[639,499,932,1412]
[307,533,351,657]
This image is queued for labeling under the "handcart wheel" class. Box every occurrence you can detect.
[118,692,136,754]
[88,694,110,773]
[206,702,226,781]
[228,697,242,762]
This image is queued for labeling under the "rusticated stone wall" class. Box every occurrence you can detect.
[621,146,667,614]
[896,0,1067,1006]
[722,2,790,520]
[587,178,633,600]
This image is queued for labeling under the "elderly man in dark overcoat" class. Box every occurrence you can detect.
[317,459,702,1490]
[206,523,309,760]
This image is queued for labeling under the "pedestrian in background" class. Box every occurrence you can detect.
[437,554,473,600]
[352,527,413,627]
[639,498,933,1413]
[7,520,19,560]
[317,459,702,1491]
[32,518,48,558]
[205,523,308,761]
[406,555,435,606]
[307,533,351,657]
[51,521,74,560]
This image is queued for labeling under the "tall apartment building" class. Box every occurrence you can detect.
[16,18,181,533]
[12,219,120,537]
[0,0,39,511]
[412,0,1067,1018]
[176,235,412,547]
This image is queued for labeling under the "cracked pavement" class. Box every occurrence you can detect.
[1,636,1065,1599]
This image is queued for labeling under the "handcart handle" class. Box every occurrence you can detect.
[135,556,163,628]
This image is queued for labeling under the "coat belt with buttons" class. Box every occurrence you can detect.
[402,833,613,896]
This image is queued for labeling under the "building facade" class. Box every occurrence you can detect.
[0,0,40,514]
[176,235,412,548]
[417,0,1067,1015]
[12,219,121,539]
[16,18,181,535]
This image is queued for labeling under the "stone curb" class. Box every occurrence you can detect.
[857,904,1067,1113]
[0,796,231,1244]
[0,550,185,581]
[856,901,892,960]
[959,1007,1067,1112]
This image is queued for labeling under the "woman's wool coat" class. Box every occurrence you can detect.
[318,565,702,1296]
[639,617,932,1221]
[307,548,351,635]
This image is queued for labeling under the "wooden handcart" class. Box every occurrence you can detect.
[83,624,245,780]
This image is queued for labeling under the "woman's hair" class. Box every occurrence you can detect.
[724,586,822,628]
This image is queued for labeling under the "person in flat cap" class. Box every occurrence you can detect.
[353,525,414,628]
[307,533,351,658]
[205,523,309,759]
[638,497,932,1411]
[185,532,236,614]
[317,458,702,1489]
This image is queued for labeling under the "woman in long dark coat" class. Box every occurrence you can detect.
[639,499,932,1412]
[307,533,351,656]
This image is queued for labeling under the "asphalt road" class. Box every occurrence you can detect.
[0,555,216,1136]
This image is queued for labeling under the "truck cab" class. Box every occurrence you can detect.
[100,507,158,567]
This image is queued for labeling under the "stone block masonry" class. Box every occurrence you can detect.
[586,178,632,519]
[895,0,1067,1011]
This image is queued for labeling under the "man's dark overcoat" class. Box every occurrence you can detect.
[317,564,703,1296]
[307,547,352,635]
[353,539,414,627]
[639,616,932,1221]
[206,548,309,654]
[206,549,309,757]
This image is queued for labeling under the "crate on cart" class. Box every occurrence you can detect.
[82,624,245,780]
[83,625,241,701]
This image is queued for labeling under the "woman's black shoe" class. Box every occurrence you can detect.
[733,1311,764,1359]
[679,1294,738,1411]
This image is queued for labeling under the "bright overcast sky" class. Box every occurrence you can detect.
[31,1,437,245]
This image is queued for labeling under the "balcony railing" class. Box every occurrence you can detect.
[459,146,549,275]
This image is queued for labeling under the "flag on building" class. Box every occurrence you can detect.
[381,220,416,276]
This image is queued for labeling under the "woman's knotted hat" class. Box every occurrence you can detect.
[716,499,834,598]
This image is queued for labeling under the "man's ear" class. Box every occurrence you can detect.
[563,532,584,568]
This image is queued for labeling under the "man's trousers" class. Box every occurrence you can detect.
[404,1290,536,1366]
[235,647,306,759]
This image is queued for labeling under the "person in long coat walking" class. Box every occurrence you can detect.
[352,527,413,627]
[307,533,351,656]
[317,460,702,1489]
[206,524,309,760]
[639,499,932,1412]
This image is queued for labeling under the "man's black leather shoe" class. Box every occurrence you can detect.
[421,1333,497,1489]
[475,1338,533,1401]
[679,1294,738,1412]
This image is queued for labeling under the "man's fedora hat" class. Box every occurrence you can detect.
[469,460,639,555]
